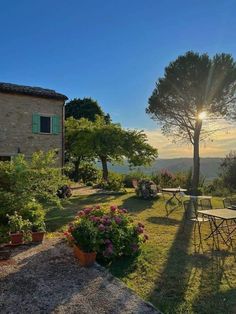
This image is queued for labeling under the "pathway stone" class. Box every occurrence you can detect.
[0,238,160,314]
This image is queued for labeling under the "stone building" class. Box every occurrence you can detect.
[0,82,68,166]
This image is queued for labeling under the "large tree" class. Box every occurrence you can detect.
[65,97,111,123]
[147,51,236,194]
[65,117,158,181]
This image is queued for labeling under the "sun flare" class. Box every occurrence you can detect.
[198,111,207,120]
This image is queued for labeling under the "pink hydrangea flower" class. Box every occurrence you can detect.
[98,224,105,232]
[115,216,122,224]
[78,210,85,217]
[110,205,117,212]
[136,226,144,234]
[84,207,93,215]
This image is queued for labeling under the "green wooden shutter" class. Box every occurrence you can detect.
[32,113,40,133]
[52,115,61,134]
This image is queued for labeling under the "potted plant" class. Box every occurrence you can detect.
[71,219,98,267]
[7,211,32,245]
[20,201,46,243]
[31,221,46,242]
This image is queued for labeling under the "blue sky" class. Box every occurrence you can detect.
[0,0,236,156]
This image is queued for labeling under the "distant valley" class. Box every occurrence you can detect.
[99,158,223,180]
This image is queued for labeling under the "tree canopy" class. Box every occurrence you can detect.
[65,97,111,123]
[65,116,158,181]
[146,51,236,194]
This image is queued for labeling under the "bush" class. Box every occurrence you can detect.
[0,151,67,224]
[123,171,150,188]
[135,179,158,199]
[97,172,124,191]
[78,162,99,183]
[66,205,148,261]
[7,211,32,233]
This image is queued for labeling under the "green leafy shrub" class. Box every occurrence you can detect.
[0,151,67,223]
[71,219,99,253]
[66,205,148,260]
[78,162,99,183]
[97,172,124,191]
[20,201,46,232]
[7,211,32,233]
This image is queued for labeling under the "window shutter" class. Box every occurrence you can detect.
[32,113,40,133]
[52,115,61,134]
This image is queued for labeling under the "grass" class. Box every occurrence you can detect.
[45,192,236,314]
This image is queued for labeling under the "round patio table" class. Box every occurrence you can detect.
[162,188,187,216]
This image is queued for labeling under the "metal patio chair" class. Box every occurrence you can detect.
[183,200,209,252]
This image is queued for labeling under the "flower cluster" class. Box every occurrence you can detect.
[65,205,148,260]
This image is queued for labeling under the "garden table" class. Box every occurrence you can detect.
[162,188,187,216]
[198,208,236,248]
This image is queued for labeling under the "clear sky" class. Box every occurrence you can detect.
[0,0,236,157]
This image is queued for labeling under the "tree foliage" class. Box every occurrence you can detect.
[65,97,111,123]
[220,151,236,191]
[65,117,158,181]
[147,51,236,193]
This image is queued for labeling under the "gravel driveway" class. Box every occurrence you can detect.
[0,238,159,314]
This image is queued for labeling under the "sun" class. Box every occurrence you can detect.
[198,111,207,120]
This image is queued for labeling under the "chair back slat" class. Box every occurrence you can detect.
[200,199,212,210]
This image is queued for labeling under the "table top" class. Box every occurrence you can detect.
[198,209,236,220]
[188,195,212,199]
[161,188,187,193]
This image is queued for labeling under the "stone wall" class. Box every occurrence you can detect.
[0,92,64,166]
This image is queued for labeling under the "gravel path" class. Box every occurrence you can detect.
[0,238,159,314]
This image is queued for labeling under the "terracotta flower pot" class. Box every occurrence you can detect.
[73,245,96,267]
[10,232,23,245]
[31,231,45,243]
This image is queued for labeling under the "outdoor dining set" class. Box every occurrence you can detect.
[162,187,236,251]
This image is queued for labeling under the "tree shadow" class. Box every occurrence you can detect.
[148,211,236,314]
[192,250,236,314]
[148,216,194,313]
[147,216,180,226]
[120,195,156,213]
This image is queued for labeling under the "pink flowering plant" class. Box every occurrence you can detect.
[66,205,148,260]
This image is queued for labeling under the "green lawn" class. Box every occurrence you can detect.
[46,192,236,314]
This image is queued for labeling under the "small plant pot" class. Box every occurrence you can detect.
[10,232,23,245]
[73,245,96,267]
[31,231,45,243]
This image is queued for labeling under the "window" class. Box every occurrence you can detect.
[40,116,51,133]
[32,114,60,134]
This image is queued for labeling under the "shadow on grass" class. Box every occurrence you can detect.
[121,195,156,213]
[192,250,236,314]
[99,253,139,279]
[149,216,194,313]
[147,216,180,226]
[148,212,236,314]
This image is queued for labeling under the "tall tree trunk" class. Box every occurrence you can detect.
[100,155,108,181]
[74,157,81,182]
[192,120,202,195]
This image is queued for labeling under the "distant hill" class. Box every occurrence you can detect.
[99,158,223,180]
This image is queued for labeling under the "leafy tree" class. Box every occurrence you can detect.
[147,51,236,194]
[65,117,158,181]
[65,97,111,123]
[220,151,236,191]
[65,117,95,181]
